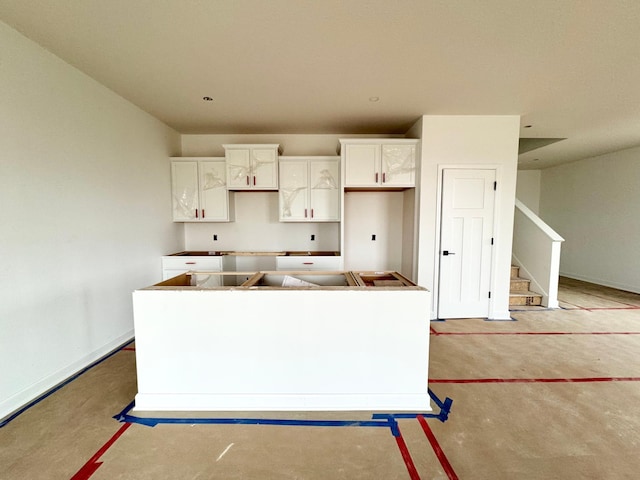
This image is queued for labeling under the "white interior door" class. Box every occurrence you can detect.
[438,169,496,319]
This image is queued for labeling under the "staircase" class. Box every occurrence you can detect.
[510,265,543,307]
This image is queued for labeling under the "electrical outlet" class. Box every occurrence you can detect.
[213,234,218,241]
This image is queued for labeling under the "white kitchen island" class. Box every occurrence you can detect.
[132,271,431,412]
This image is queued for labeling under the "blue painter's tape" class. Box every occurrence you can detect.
[0,339,135,429]
[429,388,453,422]
[388,417,400,437]
[370,389,454,424]
[112,389,455,436]
[112,400,135,422]
[117,407,396,432]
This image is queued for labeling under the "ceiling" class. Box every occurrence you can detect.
[2,0,640,169]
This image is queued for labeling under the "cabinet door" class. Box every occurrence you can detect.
[381,144,415,187]
[199,161,229,221]
[171,161,199,221]
[279,160,309,221]
[309,159,340,221]
[344,144,380,187]
[226,149,252,189]
[252,148,278,189]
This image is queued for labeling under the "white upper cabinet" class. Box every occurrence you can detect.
[171,158,230,222]
[341,139,419,188]
[224,144,279,190]
[279,156,340,222]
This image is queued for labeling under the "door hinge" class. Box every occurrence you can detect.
[488,291,491,298]
[493,181,497,191]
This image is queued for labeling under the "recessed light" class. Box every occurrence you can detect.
[203,96,214,101]
[369,96,380,102]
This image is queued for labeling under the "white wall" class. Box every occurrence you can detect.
[516,170,541,214]
[414,115,520,319]
[540,147,640,293]
[0,21,182,419]
[184,192,340,252]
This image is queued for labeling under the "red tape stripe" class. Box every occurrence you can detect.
[417,415,458,480]
[430,377,640,384]
[395,429,421,480]
[430,331,640,336]
[71,422,131,480]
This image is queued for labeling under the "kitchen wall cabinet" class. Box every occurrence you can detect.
[224,144,279,190]
[171,158,230,222]
[341,139,419,188]
[279,156,340,222]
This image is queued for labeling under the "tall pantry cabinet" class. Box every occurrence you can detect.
[339,139,419,277]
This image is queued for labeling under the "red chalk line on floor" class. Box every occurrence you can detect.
[430,377,640,384]
[394,427,421,480]
[430,330,640,336]
[70,422,131,480]
[417,415,459,480]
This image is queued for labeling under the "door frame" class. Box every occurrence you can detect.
[433,165,502,319]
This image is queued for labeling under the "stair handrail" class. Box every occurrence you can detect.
[513,199,565,308]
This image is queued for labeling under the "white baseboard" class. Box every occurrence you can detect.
[0,330,134,423]
[489,309,514,320]
[560,272,640,295]
[134,393,433,412]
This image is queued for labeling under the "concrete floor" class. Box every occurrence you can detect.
[1,277,639,479]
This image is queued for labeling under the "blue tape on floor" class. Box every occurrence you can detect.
[370,388,453,423]
[113,389,454,437]
[117,408,396,431]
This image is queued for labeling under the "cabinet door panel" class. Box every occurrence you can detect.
[344,144,380,187]
[279,160,309,221]
[199,161,229,221]
[252,148,278,189]
[309,159,340,221]
[381,144,415,187]
[171,161,199,221]
[226,149,252,189]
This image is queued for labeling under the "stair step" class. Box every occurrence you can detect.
[510,277,531,292]
[509,291,543,306]
[511,265,520,279]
